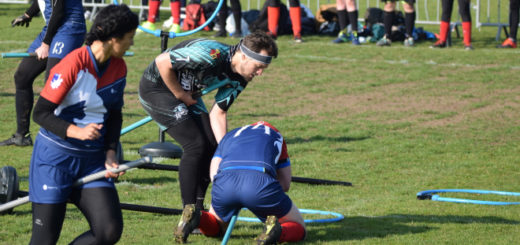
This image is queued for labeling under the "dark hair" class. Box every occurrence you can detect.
[85,4,139,45]
[242,31,278,58]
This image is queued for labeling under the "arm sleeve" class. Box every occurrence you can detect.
[25,0,40,17]
[32,96,71,139]
[103,109,123,151]
[214,81,246,111]
[43,0,65,45]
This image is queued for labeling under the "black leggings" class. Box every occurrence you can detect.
[218,0,242,30]
[441,0,471,22]
[13,57,60,136]
[30,187,123,245]
[510,0,520,39]
[166,111,216,209]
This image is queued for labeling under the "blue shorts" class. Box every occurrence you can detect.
[29,134,115,204]
[28,21,86,59]
[211,170,292,223]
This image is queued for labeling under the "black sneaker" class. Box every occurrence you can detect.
[294,35,304,43]
[430,40,447,48]
[174,204,200,243]
[0,133,32,146]
[255,215,282,245]
[266,31,277,40]
[231,31,243,38]
[464,44,474,51]
[213,30,227,37]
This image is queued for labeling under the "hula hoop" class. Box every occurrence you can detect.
[417,189,520,205]
[236,208,344,223]
[113,0,224,38]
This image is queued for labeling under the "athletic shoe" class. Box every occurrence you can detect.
[84,10,91,20]
[404,37,414,47]
[174,204,200,243]
[376,35,391,46]
[138,21,156,33]
[213,29,227,37]
[255,215,282,245]
[497,38,517,48]
[169,23,181,33]
[266,31,277,40]
[232,31,243,38]
[332,31,348,44]
[430,40,447,48]
[294,35,303,43]
[464,44,474,51]
[350,32,360,45]
[0,133,32,146]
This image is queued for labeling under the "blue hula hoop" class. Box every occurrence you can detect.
[417,189,520,205]
[236,208,344,223]
[113,0,223,38]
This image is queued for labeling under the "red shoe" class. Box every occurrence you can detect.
[497,38,517,48]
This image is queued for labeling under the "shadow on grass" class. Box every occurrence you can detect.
[286,135,370,144]
[122,112,147,118]
[122,176,178,185]
[304,214,519,243]
[0,92,14,97]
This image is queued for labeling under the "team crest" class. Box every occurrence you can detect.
[50,73,63,89]
[210,49,221,59]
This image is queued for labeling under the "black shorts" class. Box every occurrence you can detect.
[139,76,194,130]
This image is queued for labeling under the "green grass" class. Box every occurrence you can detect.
[2,3,520,245]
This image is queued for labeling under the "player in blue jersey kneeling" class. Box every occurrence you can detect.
[195,121,306,244]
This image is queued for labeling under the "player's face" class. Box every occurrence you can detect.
[111,30,136,58]
[240,50,270,82]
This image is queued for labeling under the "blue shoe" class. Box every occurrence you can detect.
[351,32,360,45]
[332,32,349,44]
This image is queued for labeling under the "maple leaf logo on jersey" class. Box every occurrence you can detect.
[210,49,220,59]
[50,73,63,89]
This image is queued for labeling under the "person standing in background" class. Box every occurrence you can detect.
[332,0,360,45]
[498,0,519,48]
[430,0,473,50]
[1,0,86,147]
[376,0,416,47]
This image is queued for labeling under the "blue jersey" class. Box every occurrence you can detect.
[211,121,293,222]
[214,121,291,178]
[142,38,247,113]
[28,0,86,58]
[42,0,85,33]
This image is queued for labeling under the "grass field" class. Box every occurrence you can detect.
[1,2,520,245]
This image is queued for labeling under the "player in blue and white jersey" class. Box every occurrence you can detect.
[27,5,138,244]
[194,121,306,244]
[1,0,86,146]
[138,31,278,243]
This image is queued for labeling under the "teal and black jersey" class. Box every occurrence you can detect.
[142,38,247,112]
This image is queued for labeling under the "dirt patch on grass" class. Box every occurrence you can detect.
[282,81,520,130]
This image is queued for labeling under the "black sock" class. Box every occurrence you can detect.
[347,10,358,33]
[405,12,415,37]
[510,0,519,40]
[383,11,394,38]
[337,9,349,31]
